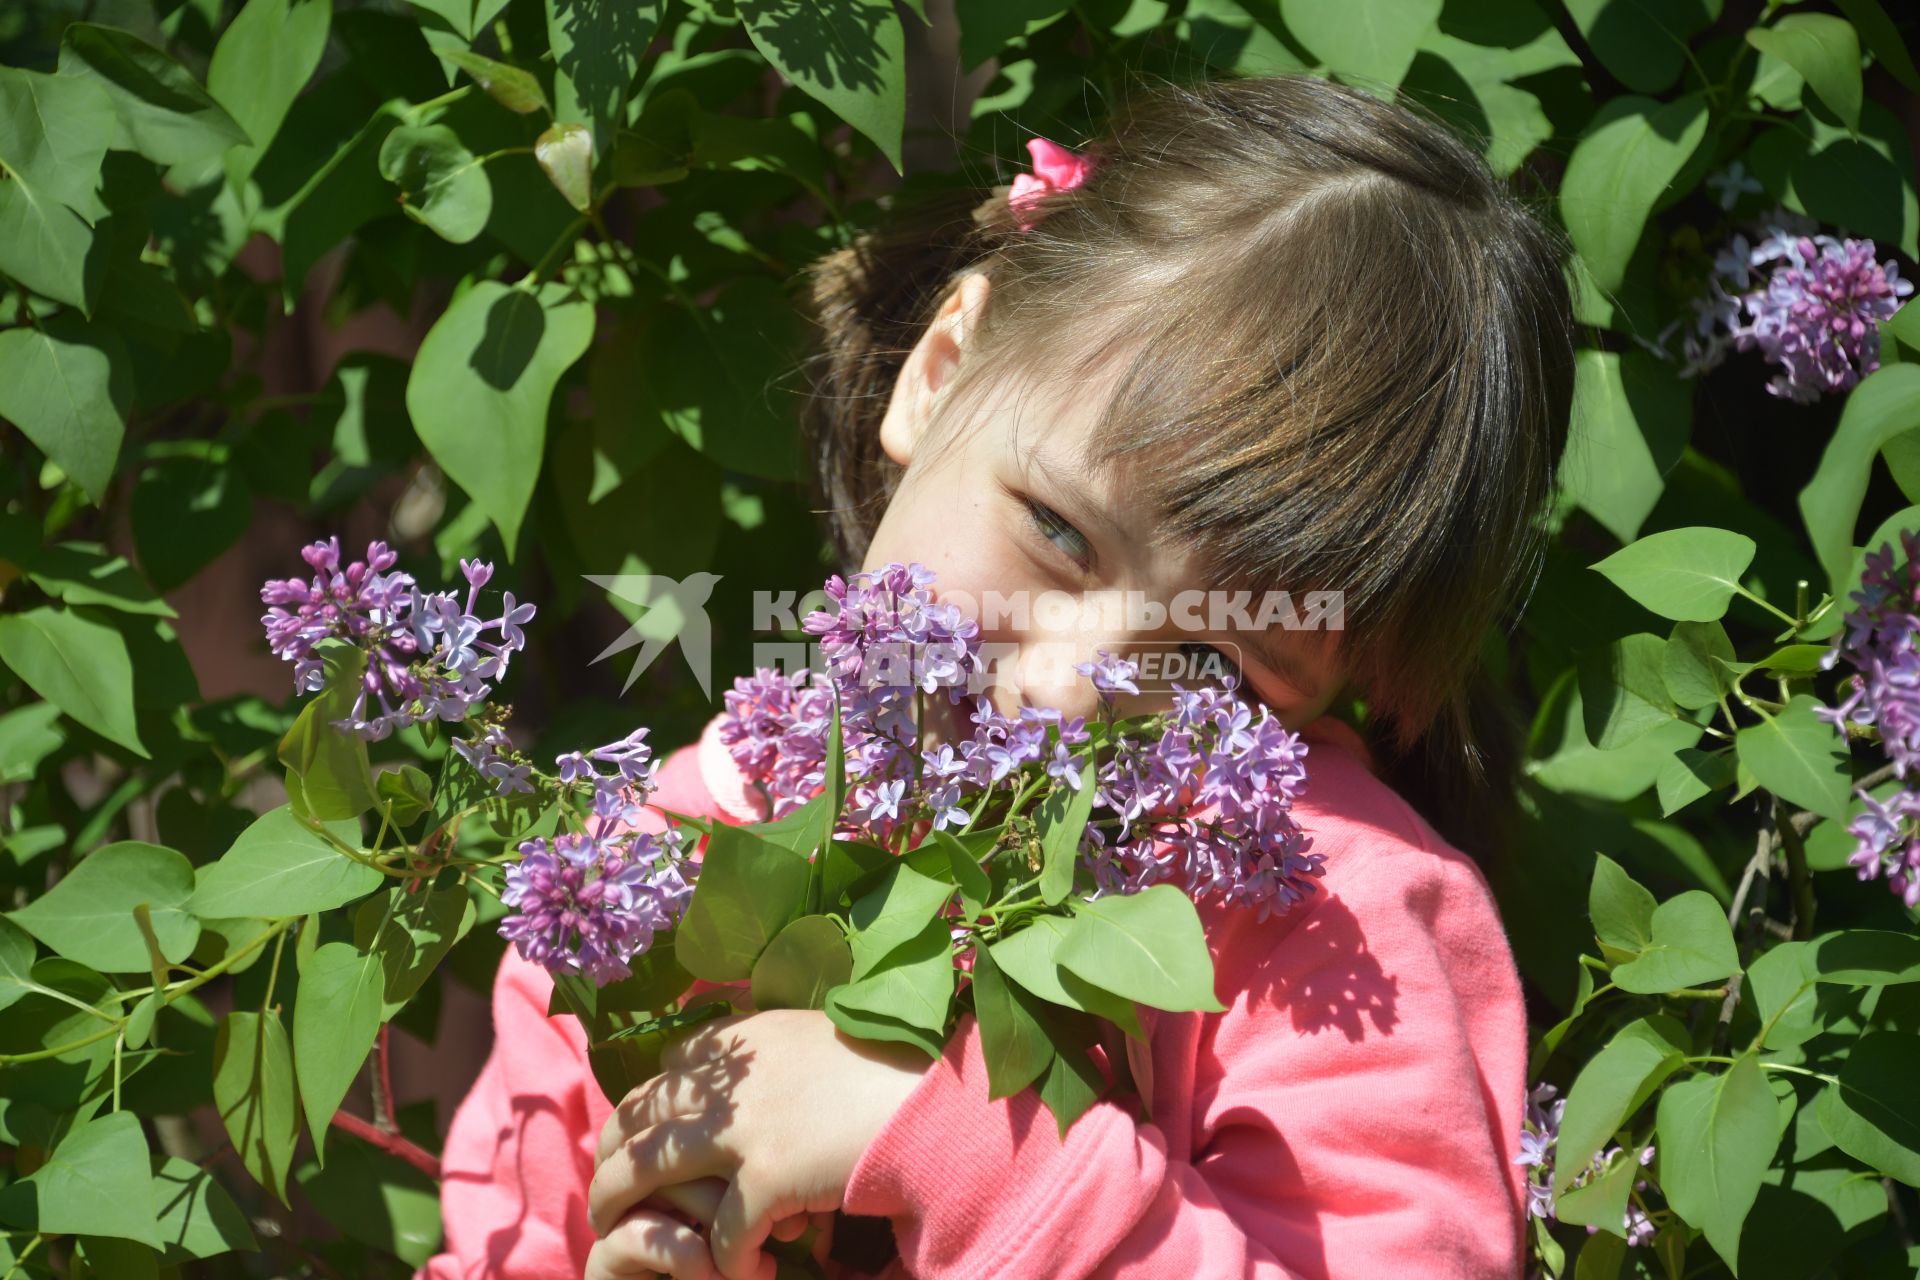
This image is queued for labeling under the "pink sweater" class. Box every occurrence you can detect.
[420,712,1529,1279]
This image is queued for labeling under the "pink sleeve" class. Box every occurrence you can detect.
[419,717,766,1280]
[842,832,1528,1280]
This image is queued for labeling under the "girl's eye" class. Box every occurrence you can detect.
[1179,640,1243,683]
[1023,498,1090,564]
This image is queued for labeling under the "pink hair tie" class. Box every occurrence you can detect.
[1007,137,1094,231]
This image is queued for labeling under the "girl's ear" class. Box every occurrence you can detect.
[878,270,992,467]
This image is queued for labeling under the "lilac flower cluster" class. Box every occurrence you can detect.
[499,827,693,984]
[495,727,692,983]
[1817,532,1920,907]
[718,563,983,843]
[1515,1083,1656,1248]
[1081,656,1322,919]
[719,567,1322,916]
[1672,211,1912,403]
[261,539,534,741]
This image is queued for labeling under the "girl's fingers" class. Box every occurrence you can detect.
[599,1066,726,1164]
[589,1116,734,1237]
[709,1174,777,1280]
[584,1210,717,1280]
[769,1213,809,1243]
[646,1176,727,1227]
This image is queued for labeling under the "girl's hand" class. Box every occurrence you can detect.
[588,1009,930,1280]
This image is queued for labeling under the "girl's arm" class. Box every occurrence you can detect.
[418,717,764,1280]
[840,833,1530,1280]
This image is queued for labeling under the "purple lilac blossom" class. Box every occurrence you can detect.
[1515,1082,1657,1246]
[498,828,693,984]
[718,563,983,844]
[1082,661,1322,920]
[1817,531,1920,906]
[720,579,1321,919]
[260,539,533,741]
[1673,212,1912,402]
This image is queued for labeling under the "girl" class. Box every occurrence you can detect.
[421,72,1574,1280]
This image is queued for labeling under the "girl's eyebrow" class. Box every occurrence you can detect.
[1015,441,1132,547]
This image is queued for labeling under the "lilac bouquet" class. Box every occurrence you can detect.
[262,548,1322,1129]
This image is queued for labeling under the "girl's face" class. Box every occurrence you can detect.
[862,272,1346,731]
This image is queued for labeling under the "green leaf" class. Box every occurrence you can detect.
[1592,528,1756,622]
[1057,885,1225,1014]
[0,917,39,1015]
[1557,1142,1645,1236]
[190,805,381,919]
[1035,1034,1104,1138]
[1745,941,1822,1051]
[750,914,851,1011]
[969,943,1053,1099]
[930,828,992,906]
[295,1132,443,1266]
[292,941,382,1153]
[1610,890,1738,993]
[151,1155,258,1262]
[0,66,112,222]
[375,765,433,826]
[0,179,100,312]
[1653,745,1739,816]
[825,917,954,1055]
[1281,0,1440,91]
[737,0,906,172]
[1658,1054,1778,1268]
[1834,0,1920,92]
[676,824,811,982]
[1817,1032,1920,1186]
[405,281,595,552]
[0,606,145,756]
[1807,929,1920,984]
[0,316,132,504]
[26,542,176,618]
[277,642,377,823]
[353,885,474,1015]
[1734,694,1852,822]
[1561,350,1693,543]
[408,0,512,42]
[1036,753,1095,906]
[58,23,249,166]
[1799,364,1920,599]
[956,1,1071,72]
[1559,95,1709,295]
[213,1010,300,1204]
[377,124,493,244]
[1588,853,1657,957]
[1662,622,1737,710]
[437,49,550,115]
[1571,1226,1628,1278]
[535,122,595,212]
[1553,1015,1689,1197]
[0,1111,160,1246]
[207,0,332,189]
[130,460,250,592]
[1747,15,1861,132]
[1563,0,1718,95]
[847,862,955,979]
[1579,633,1680,751]
[989,914,1143,1039]
[8,842,198,973]
[546,0,659,151]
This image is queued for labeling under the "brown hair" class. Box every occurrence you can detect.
[796,73,1576,855]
